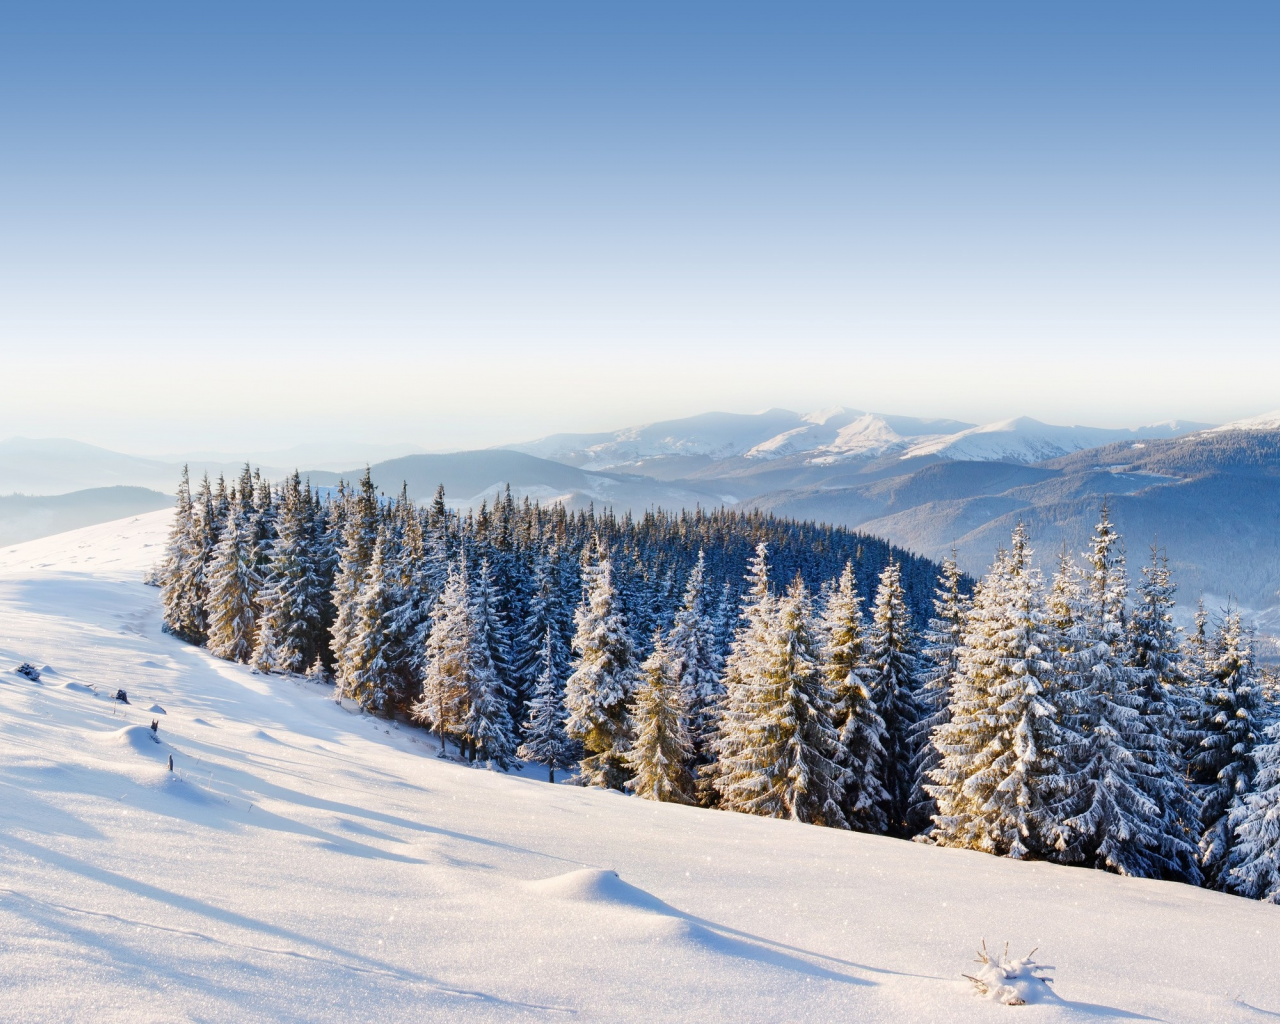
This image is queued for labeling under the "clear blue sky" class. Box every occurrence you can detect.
[1,2,1276,452]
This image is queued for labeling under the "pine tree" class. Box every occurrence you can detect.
[341,524,398,713]
[625,631,696,804]
[927,525,1074,859]
[160,465,207,642]
[1226,718,1280,902]
[715,555,848,827]
[820,561,889,833]
[909,551,970,835]
[1058,505,1194,879]
[517,630,575,782]
[206,490,261,663]
[474,557,515,698]
[463,554,518,769]
[514,550,571,702]
[867,559,922,835]
[666,550,722,762]
[1195,610,1262,886]
[1127,543,1203,883]
[564,541,639,789]
[252,473,325,674]
[414,560,472,755]
[329,469,379,686]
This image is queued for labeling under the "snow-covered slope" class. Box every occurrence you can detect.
[2,514,1278,1022]
[505,411,1209,471]
[902,417,1207,463]
[1207,409,1280,433]
[506,409,976,470]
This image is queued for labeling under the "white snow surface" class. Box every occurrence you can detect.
[2,512,1279,1022]
[1207,409,1280,433]
[508,410,1208,470]
[902,417,1205,463]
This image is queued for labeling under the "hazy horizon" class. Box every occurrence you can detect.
[3,4,1276,452]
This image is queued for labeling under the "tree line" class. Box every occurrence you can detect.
[156,465,1280,903]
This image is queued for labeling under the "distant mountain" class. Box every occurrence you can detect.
[743,426,1280,627]
[0,486,172,548]
[505,409,1210,473]
[0,438,178,495]
[900,416,1210,463]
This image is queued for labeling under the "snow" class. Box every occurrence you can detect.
[1208,409,1280,433]
[903,417,1203,463]
[2,512,1279,1022]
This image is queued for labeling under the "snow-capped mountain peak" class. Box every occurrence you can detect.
[1207,409,1280,433]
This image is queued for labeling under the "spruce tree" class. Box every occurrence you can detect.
[413,560,472,755]
[252,473,325,674]
[1058,506,1193,879]
[341,524,398,713]
[927,526,1074,859]
[518,630,575,782]
[1128,543,1203,882]
[867,559,922,835]
[666,550,723,763]
[206,490,260,663]
[715,559,848,827]
[1226,718,1280,902]
[625,632,696,804]
[160,465,207,642]
[463,555,518,769]
[514,550,571,702]
[820,560,889,833]
[909,552,970,835]
[329,469,379,683]
[1195,610,1262,886]
[564,541,639,789]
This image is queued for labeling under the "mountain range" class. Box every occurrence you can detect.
[3,408,1277,646]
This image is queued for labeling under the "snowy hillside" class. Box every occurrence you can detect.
[901,417,1207,463]
[506,410,1208,471]
[1,514,1278,1022]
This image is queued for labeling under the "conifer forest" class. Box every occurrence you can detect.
[158,465,1280,904]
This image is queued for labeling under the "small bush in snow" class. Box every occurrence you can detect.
[963,941,1055,1006]
[15,663,41,682]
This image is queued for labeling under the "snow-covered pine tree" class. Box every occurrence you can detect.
[328,469,379,680]
[463,554,518,770]
[474,557,515,698]
[820,560,889,833]
[513,549,571,703]
[205,490,261,663]
[160,465,208,642]
[666,550,722,763]
[381,497,434,701]
[1226,718,1280,902]
[340,523,398,713]
[1178,598,1213,764]
[927,525,1074,858]
[715,558,848,827]
[252,473,325,674]
[1195,609,1262,886]
[866,558,923,835]
[413,560,472,755]
[564,540,639,789]
[625,631,695,804]
[908,551,970,835]
[705,544,775,809]
[517,629,575,782]
[1058,505,1196,879]
[1128,543,1203,883]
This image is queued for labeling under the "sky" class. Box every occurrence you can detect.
[1,2,1277,455]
